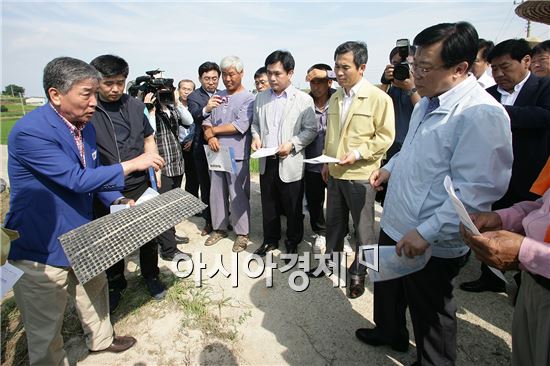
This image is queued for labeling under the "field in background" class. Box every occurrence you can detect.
[0,96,38,145]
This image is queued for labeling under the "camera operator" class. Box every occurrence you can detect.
[377,43,420,206]
[142,78,193,261]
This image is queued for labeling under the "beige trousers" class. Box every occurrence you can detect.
[512,271,550,366]
[10,260,114,366]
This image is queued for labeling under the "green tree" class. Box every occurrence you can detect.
[3,84,25,97]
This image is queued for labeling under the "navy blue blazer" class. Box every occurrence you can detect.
[5,104,125,266]
[187,86,219,147]
[487,74,550,207]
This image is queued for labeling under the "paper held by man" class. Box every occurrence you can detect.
[444,175,508,283]
[303,154,340,164]
[204,145,237,174]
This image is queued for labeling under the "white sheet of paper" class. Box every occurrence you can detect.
[110,204,130,214]
[1,263,24,297]
[443,175,508,283]
[303,154,340,164]
[136,187,160,205]
[250,147,279,159]
[203,145,236,173]
[367,246,432,282]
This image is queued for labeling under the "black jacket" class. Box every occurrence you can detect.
[487,74,550,208]
[91,94,153,191]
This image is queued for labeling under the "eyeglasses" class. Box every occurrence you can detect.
[412,63,445,76]
[202,76,218,83]
[255,79,269,86]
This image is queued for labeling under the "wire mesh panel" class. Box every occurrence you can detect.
[59,188,206,284]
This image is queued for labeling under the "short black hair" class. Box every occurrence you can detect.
[198,62,221,78]
[388,45,417,62]
[413,22,478,69]
[265,50,295,72]
[478,39,494,61]
[532,40,550,57]
[90,54,129,78]
[488,39,531,63]
[307,63,332,73]
[334,41,368,68]
[254,66,267,79]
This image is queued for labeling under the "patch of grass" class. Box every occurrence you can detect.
[1,297,28,366]
[249,158,259,174]
[1,117,19,145]
[166,279,251,341]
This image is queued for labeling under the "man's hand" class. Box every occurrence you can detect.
[321,163,329,184]
[205,95,222,113]
[460,225,522,271]
[393,77,415,92]
[203,126,215,141]
[182,141,193,152]
[143,92,156,104]
[470,212,503,233]
[306,68,328,82]
[121,152,165,175]
[369,168,390,192]
[396,229,429,258]
[208,137,220,152]
[251,137,262,151]
[155,170,162,189]
[383,64,394,83]
[113,197,136,207]
[277,141,293,158]
[338,151,357,166]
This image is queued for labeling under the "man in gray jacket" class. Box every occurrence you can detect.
[251,50,317,258]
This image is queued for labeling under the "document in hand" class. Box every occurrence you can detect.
[303,154,340,164]
[109,187,160,213]
[366,245,432,282]
[203,145,237,174]
[250,147,279,159]
[443,175,508,283]
[1,263,23,298]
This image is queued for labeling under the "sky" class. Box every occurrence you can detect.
[2,1,549,97]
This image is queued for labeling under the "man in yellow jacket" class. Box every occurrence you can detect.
[321,41,395,299]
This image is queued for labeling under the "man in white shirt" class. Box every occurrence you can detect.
[364,22,513,365]
[472,38,496,88]
[461,38,550,293]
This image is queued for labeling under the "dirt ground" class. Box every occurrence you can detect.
[0,144,514,365]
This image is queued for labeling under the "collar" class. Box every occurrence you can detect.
[271,84,294,99]
[418,75,478,114]
[49,103,86,132]
[497,72,530,96]
[344,78,364,98]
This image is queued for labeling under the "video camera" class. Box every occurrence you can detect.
[393,39,412,81]
[128,69,176,106]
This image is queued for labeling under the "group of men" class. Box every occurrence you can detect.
[4,19,550,366]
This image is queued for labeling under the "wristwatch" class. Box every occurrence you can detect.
[406,87,418,96]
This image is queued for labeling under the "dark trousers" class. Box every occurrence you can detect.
[182,147,199,197]
[304,170,326,235]
[104,180,159,285]
[403,254,464,366]
[259,158,304,249]
[325,177,376,276]
[192,142,211,224]
[157,174,183,257]
[373,230,409,341]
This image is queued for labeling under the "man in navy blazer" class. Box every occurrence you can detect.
[461,38,550,293]
[187,61,221,236]
[5,57,164,365]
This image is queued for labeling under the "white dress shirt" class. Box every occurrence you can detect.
[497,72,530,106]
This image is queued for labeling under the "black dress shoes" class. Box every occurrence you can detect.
[92,335,137,353]
[254,243,278,257]
[348,276,365,299]
[460,277,506,293]
[283,245,298,265]
[355,327,409,352]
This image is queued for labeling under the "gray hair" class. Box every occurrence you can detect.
[43,57,101,100]
[220,56,243,73]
